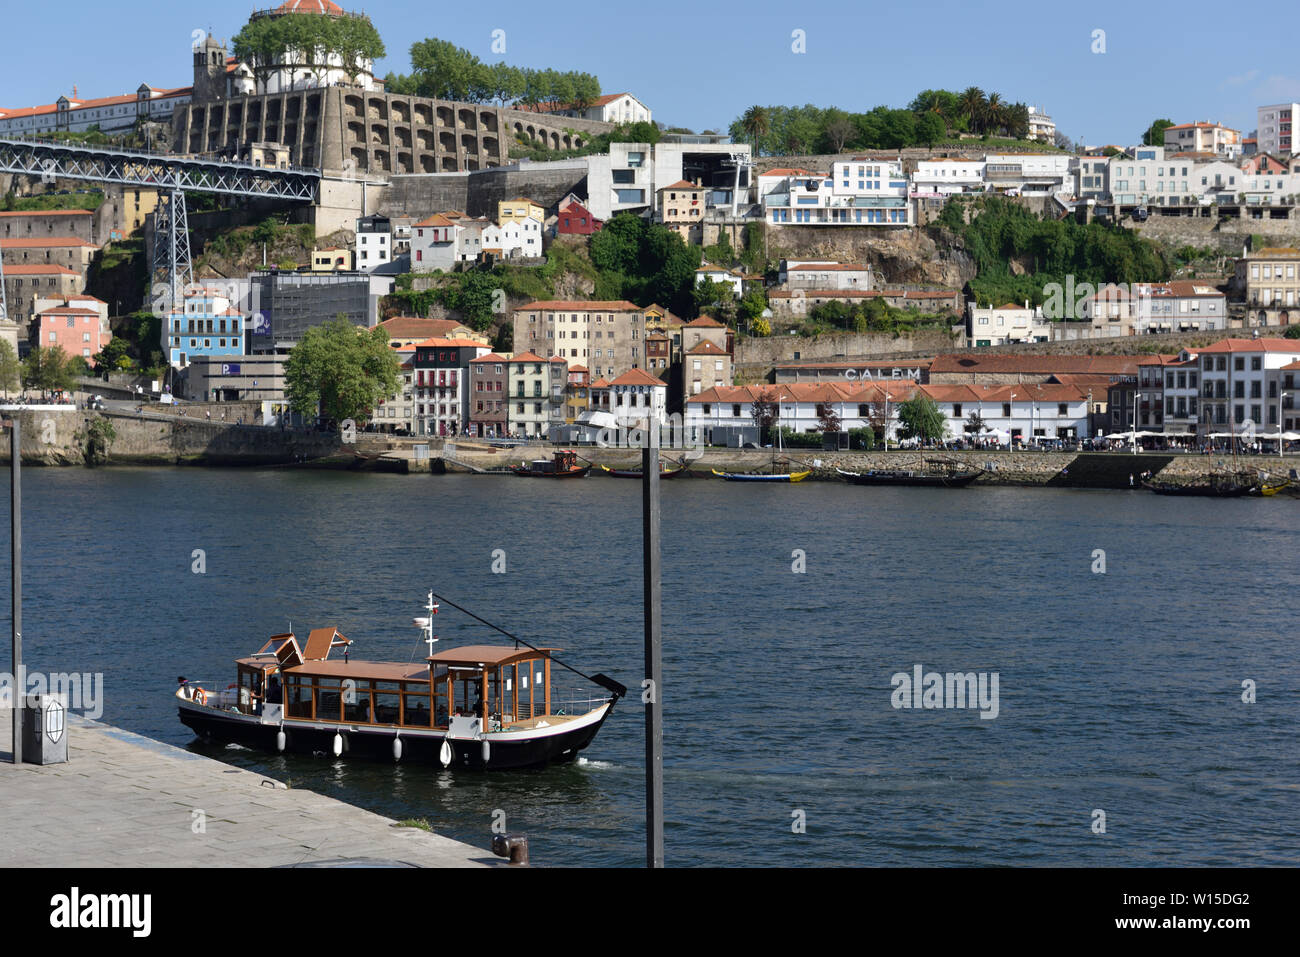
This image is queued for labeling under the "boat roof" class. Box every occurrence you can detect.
[427,645,557,668]
[281,659,432,682]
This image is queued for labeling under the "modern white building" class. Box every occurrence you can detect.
[911,159,986,196]
[764,160,911,226]
[585,141,753,221]
[355,214,391,272]
[982,153,1073,195]
[1026,106,1056,144]
[1256,103,1298,157]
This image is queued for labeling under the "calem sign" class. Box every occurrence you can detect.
[842,366,922,381]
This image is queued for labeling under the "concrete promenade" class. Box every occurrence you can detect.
[0,710,496,867]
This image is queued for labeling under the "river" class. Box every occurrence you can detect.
[4,468,1298,866]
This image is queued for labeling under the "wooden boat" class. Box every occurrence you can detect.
[1256,479,1290,497]
[511,449,591,478]
[1143,476,1253,497]
[598,463,687,479]
[711,468,811,482]
[835,461,982,488]
[175,593,624,770]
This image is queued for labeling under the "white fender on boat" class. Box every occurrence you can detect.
[392,736,402,761]
[481,739,491,763]
[332,733,343,757]
[439,740,452,768]
[275,730,286,752]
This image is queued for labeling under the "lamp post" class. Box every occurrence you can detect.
[1280,391,1292,458]
[1008,391,1016,450]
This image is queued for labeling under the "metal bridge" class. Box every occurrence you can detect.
[0,138,319,201]
[0,138,322,340]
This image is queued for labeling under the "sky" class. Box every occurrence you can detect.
[2,0,1298,147]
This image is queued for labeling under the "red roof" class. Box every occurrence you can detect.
[686,315,725,328]
[1195,338,1300,354]
[687,340,728,356]
[0,209,93,218]
[272,0,345,14]
[0,264,78,276]
[470,352,507,364]
[514,93,636,114]
[929,354,1140,375]
[509,351,546,363]
[378,317,469,338]
[518,300,642,312]
[412,337,487,349]
[610,368,665,387]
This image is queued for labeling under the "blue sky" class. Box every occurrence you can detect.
[2,0,1298,146]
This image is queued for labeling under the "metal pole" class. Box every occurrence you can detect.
[10,419,21,764]
[642,428,663,868]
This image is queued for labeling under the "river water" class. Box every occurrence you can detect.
[4,468,1299,866]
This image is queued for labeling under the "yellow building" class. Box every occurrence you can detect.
[497,197,544,226]
[311,247,353,271]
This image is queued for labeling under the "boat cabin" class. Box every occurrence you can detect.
[527,449,580,474]
[230,629,558,734]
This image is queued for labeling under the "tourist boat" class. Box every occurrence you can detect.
[711,468,811,482]
[835,460,982,488]
[511,449,591,478]
[598,462,687,479]
[175,593,624,770]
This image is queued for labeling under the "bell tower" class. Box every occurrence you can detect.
[192,31,228,103]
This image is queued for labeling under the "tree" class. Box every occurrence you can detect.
[750,390,779,441]
[815,402,841,436]
[285,317,399,427]
[231,13,385,94]
[958,87,986,133]
[22,345,74,396]
[739,105,770,152]
[0,340,21,397]
[916,111,946,147]
[896,394,948,444]
[964,410,987,435]
[92,337,131,372]
[1142,118,1175,147]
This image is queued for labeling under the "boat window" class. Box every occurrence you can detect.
[372,681,401,725]
[343,680,372,723]
[316,678,343,721]
[402,686,431,727]
[433,677,450,729]
[286,678,312,719]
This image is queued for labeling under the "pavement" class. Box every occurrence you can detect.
[0,710,497,867]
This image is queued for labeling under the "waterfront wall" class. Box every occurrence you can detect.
[0,409,342,466]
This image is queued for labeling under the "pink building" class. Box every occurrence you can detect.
[36,305,106,364]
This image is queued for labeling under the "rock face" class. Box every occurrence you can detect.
[766,224,976,289]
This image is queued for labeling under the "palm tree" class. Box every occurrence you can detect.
[983,93,1006,137]
[740,105,770,153]
[958,87,985,133]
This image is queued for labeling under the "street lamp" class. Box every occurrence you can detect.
[1008,391,1016,450]
[1280,391,1292,458]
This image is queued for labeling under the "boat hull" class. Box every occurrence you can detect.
[839,469,980,488]
[178,699,613,771]
[510,465,591,478]
[599,465,686,479]
[711,469,811,482]
[1142,482,1252,497]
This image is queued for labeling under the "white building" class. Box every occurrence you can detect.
[683,381,1089,445]
[1256,103,1298,157]
[355,214,391,272]
[779,261,874,290]
[1194,337,1300,435]
[524,92,651,125]
[1107,146,1242,208]
[912,159,986,197]
[0,84,190,137]
[1163,122,1242,159]
[1026,106,1056,144]
[967,302,1054,346]
[410,213,492,271]
[586,141,753,221]
[764,159,912,226]
[608,368,668,431]
[982,153,1073,195]
[481,215,544,259]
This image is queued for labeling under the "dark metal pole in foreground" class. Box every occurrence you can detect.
[10,420,21,764]
[642,431,663,868]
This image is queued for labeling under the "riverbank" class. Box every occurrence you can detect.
[0,709,497,867]
[1,409,1295,489]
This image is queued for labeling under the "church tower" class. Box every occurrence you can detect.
[192,32,228,103]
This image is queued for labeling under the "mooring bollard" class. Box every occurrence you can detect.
[491,833,529,865]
